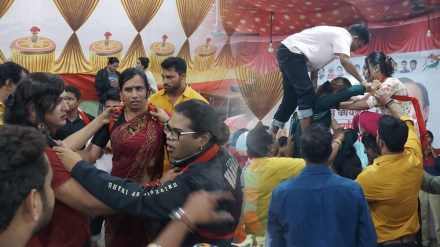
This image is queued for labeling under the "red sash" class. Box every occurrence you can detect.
[77,110,91,125]
[391,95,427,149]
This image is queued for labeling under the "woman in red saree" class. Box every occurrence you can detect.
[86,68,165,247]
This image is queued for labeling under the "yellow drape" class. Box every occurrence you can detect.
[215,39,235,68]
[121,0,164,32]
[11,49,54,73]
[119,34,146,71]
[54,0,99,31]
[235,66,283,120]
[177,39,194,69]
[0,50,6,63]
[194,53,214,71]
[120,0,164,71]
[53,0,98,74]
[52,33,93,74]
[176,0,214,38]
[0,0,14,19]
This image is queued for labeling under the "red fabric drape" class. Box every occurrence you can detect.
[59,74,239,101]
[60,74,98,101]
[354,18,440,56]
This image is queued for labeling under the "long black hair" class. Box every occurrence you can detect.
[4,72,65,128]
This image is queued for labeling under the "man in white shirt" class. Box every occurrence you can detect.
[270,23,371,134]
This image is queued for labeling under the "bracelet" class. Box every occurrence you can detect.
[146,244,162,247]
[169,208,196,232]
[332,139,342,150]
[385,99,395,108]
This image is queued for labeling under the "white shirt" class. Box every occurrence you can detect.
[281,26,352,71]
[145,70,158,93]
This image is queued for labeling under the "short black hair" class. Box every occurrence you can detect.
[138,57,150,69]
[246,126,273,157]
[401,60,407,64]
[65,85,81,100]
[300,123,332,164]
[102,87,120,103]
[161,57,187,74]
[278,136,288,147]
[427,130,433,140]
[378,115,408,152]
[0,125,48,234]
[348,23,371,44]
[174,99,227,146]
[0,62,25,88]
[119,67,152,95]
[107,57,119,64]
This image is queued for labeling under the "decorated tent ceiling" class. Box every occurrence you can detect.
[221,0,440,36]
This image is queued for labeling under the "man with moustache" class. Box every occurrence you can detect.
[149,57,208,172]
[149,57,207,113]
[0,125,55,247]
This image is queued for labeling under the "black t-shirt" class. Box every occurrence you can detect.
[53,113,95,149]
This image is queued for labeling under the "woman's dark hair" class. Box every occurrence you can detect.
[118,67,152,95]
[338,147,362,180]
[4,72,65,127]
[318,77,352,96]
[174,99,228,146]
[365,51,395,77]
[107,57,119,65]
[138,57,150,69]
[0,62,26,88]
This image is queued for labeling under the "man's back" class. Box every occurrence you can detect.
[267,165,376,247]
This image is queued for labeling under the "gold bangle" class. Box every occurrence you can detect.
[332,139,342,150]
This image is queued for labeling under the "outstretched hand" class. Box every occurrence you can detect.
[53,146,83,172]
[183,191,235,225]
[160,167,182,184]
[150,106,170,123]
[333,127,346,142]
[96,106,120,124]
[373,89,392,106]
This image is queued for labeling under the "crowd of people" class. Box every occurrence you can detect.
[0,21,439,247]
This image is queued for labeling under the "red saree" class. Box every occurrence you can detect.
[104,106,165,247]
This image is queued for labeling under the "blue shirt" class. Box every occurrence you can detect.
[267,165,377,247]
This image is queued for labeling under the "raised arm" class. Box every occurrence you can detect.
[319,84,366,110]
[62,107,114,150]
[338,54,364,84]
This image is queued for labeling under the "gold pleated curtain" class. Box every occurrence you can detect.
[176,0,214,69]
[0,0,14,63]
[119,0,163,71]
[0,0,13,19]
[0,51,7,63]
[235,66,283,122]
[215,39,235,68]
[52,0,99,74]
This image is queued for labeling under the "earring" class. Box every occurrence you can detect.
[200,145,203,151]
